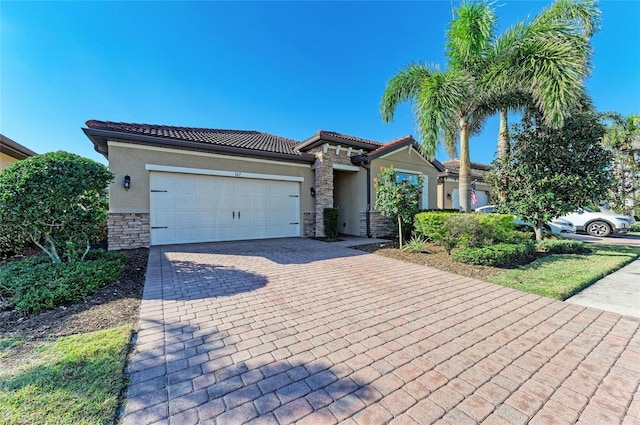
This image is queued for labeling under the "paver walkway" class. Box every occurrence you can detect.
[121,238,640,425]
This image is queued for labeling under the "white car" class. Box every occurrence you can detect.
[473,205,576,235]
[560,207,635,237]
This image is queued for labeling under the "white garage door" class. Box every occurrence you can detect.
[150,172,300,245]
[452,189,489,210]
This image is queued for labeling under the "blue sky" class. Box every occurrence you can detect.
[1,1,639,166]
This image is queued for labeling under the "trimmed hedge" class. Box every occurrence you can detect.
[453,242,535,267]
[0,250,125,313]
[414,211,518,246]
[323,208,339,239]
[0,221,29,259]
[630,223,640,233]
[536,239,590,254]
[414,211,461,242]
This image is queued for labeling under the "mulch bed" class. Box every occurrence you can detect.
[0,248,149,341]
[355,240,542,280]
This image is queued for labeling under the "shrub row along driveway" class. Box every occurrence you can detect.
[122,238,640,425]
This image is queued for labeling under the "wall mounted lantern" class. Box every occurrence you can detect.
[310,187,316,197]
[446,193,451,200]
[123,175,131,190]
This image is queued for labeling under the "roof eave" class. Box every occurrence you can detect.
[0,135,38,160]
[366,138,445,172]
[82,128,316,164]
[296,133,380,152]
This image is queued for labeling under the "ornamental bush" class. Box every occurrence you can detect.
[0,250,125,313]
[0,151,113,263]
[375,166,423,245]
[323,208,339,240]
[414,211,460,241]
[536,239,590,254]
[452,242,535,267]
[414,211,519,253]
[0,220,29,259]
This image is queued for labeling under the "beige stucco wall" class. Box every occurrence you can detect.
[371,148,441,211]
[333,168,367,235]
[0,152,19,171]
[107,142,315,217]
[438,178,492,209]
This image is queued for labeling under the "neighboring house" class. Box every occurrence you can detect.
[0,134,37,171]
[83,120,444,249]
[437,160,492,210]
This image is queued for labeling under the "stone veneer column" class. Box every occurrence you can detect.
[309,144,365,238]
[107,212,150,250]
[313,152,334,237]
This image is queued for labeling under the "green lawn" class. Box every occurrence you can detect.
[489,244,640,300]
[0,326,132,425]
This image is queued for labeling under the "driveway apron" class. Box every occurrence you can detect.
[121,238,640,425]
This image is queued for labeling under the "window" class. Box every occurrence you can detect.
[396,171,428,209]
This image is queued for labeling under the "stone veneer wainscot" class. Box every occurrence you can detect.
[108,213,150,250]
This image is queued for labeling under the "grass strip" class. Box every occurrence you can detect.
[489,244,640,300]
[0,325,132,425]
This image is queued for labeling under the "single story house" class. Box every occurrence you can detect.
[83,120,444,250]
[0,134,37,171]
[437,160,492,210]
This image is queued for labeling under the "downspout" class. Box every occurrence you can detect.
[364,162,372,238]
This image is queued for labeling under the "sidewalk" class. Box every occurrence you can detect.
[566,258,640,318]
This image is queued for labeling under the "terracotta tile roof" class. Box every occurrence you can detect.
[85,120,304,156]
[313,130,383,148]
[367,135,415,156]
[441,159,492,171]
[439,159,491,180]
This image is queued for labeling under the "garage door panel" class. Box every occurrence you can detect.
[150,172,300,245]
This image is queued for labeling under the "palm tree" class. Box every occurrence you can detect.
[492,0,600,177]
[381,0,598,212]
[602,113,640,214]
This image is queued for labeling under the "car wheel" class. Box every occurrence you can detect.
[542,224,551,236]
[586,221,611,237]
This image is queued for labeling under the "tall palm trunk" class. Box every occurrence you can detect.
[497,109,510,201]
[497,109,510,159]
[459,118,472,212]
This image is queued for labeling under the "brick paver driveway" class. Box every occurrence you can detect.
[122,238,640,425]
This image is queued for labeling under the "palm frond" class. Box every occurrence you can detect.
[414,69,472,157]
[536,0,601,37]
[380,62,432,123]
[447,0,497,71]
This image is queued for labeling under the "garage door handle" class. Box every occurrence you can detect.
[232,211,235,219]
[238,211,240,219]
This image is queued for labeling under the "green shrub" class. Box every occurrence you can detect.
[506,230,535,244]
[323,208,339,240]
[630,223,640,233]
[402,236,429,253]
[414,211,461,241]
[0,221,29,259]
[476,214,517,243]
[415,211,522,254]
[0,250,125,313]
[453,242,535,267]
[536,239,591,254]
[0,151,113,263]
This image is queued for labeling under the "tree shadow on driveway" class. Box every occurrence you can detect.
[122,324,384,424]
